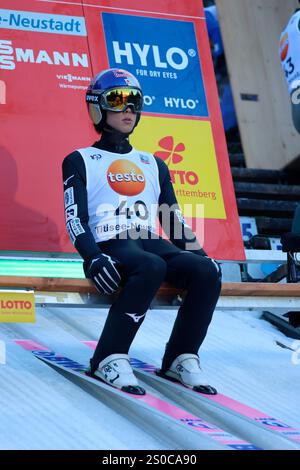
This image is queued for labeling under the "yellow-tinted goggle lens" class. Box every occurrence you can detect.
[102,88,143,112]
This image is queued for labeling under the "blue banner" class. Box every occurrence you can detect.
[102,13,208,117]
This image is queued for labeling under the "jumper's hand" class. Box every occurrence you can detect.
[86,254,121,295]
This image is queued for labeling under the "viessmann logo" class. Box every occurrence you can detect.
[0,39,89,70]
[0,9,86,36]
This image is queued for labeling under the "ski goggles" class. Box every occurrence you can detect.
[100,87,143,112]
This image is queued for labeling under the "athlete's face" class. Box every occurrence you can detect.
[106,107,137,133]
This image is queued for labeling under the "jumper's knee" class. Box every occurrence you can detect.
[190,255,222,287]
[143,255,167,281]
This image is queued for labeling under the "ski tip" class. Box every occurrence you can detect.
[193,385,218,395]
[121,385,146,396]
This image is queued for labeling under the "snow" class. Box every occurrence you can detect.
[0,305,299,449]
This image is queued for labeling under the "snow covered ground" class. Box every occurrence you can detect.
[0,305,299,449]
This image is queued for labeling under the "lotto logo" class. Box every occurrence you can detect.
[107,159,145,196]
[280,32,289,62]
[155,136,199,186]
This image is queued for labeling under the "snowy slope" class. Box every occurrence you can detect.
[0,305,299,449]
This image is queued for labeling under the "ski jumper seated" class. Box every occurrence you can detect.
[62,68,222,395]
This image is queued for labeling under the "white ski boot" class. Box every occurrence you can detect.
[90,354,145,395]
[163,353,217,395]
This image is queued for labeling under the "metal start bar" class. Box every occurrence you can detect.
[30,293,300,312]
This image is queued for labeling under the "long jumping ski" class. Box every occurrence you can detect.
[82,341,300,450]
[14,339,260,451]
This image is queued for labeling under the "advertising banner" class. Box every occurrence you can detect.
[0,290,35,323]
[0,0,244,260]
[0,0,94,252]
